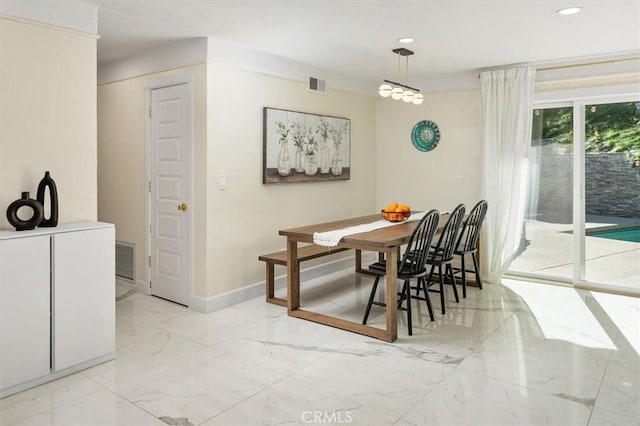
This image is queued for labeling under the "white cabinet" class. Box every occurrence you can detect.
[53,227,115,371]
[0,236,51,390]
[0,223,114,398]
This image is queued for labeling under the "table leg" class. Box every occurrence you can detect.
[286,239,299,312]
[385,247,398,342]
[266,262,275,301]
[355,249,362,272]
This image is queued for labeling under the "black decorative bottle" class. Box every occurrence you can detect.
[37,171,59,227]
[6,192,44,231]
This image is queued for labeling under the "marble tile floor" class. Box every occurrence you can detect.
[1,270,638,426]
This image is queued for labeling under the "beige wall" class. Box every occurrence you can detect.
[0,17,97,229]
[205,62,377,296]
[97,64,208,290]
[97,61,375,298]
[375,90,483,214]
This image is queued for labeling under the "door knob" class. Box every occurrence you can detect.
[178,203,188,211]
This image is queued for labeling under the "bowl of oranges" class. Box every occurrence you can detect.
[381,202,412,222]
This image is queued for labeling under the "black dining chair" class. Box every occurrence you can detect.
[415,204,466,315]
[362,209,440,335]
[453,200,488,298]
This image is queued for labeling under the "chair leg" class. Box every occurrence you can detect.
[404,280,412,336]
[460,254,467,298]
[420,277,435,321]
[363,275,380,325]
[398,281,407,309]
[425,264,442,313]
[438,265,445,315]
[472,252,483,290]
[448,264,459,303]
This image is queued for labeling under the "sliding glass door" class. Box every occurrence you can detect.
[583,101,640,289]
[510,98,640,294]
[510,105,575,280]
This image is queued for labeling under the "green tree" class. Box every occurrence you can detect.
[585,102,640,152]
[532,107,573,145]
[532,102,640,153]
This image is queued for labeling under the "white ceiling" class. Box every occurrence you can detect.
[82,0,640,88]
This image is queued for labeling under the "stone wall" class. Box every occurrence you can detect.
[529,144,573,223]
[585,152,640,218]
[529,144,639,222]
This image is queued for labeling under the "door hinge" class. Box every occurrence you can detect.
[148,106,152,118]
[149,280,152,288]
[148,181,151,193]
[148,256,152,267]
[150,224,152,234]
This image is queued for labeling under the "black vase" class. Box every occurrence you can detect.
[37,171,58,227]
[6,192,44,231]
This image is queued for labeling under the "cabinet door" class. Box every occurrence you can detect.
[0,236,51,390]
[53,227,115,371]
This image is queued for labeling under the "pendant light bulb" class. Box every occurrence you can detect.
[390,87,404,100]
[378,83,392,98]
[412,93,424,105]
[402,90,414,103]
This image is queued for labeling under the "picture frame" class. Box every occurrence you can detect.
[263,107,351,184]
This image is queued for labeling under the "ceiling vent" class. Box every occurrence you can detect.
[308,77,326,94]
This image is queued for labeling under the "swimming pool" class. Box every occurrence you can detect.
[588,226,640,243]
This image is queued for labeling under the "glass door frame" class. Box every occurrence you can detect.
[509,91,639,297]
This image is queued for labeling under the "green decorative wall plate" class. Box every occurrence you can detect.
[411,120,440,152]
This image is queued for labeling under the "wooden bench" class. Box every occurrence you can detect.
[259,245,350,306]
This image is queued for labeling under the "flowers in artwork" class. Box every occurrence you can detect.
[318,118,331,173]
[318,118,331,141]
[330,121,349,149]
[275,120,290,143]
[291,120,306,149]
[304,127,318,156]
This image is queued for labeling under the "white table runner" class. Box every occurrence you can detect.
[313,211,427,247]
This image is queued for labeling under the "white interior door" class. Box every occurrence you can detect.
[149,83,191,306]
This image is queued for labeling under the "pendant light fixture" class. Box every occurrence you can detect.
[378,48,424,105]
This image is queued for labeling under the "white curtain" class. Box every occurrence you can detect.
[480,67,536,283]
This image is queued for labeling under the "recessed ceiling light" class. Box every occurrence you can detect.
[397,37,415,43]
[556,6,582,15]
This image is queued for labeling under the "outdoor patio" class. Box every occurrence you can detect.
[510,215,640,291]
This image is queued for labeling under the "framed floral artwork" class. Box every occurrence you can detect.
[263,107,351,184]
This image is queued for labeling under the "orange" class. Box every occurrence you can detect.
[382,202,411,221]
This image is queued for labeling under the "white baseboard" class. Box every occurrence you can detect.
[188,253,376,313]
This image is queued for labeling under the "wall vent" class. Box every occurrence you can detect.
[308,77,327,94]
[115,241,136,282]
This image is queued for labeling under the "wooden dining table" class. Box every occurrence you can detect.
[279,213,450,343]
